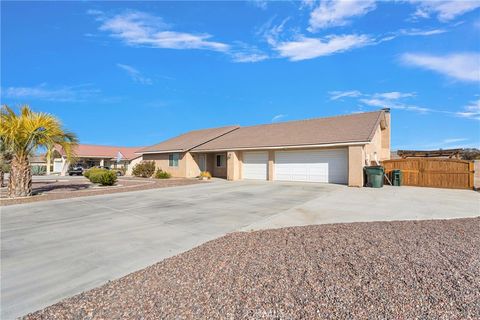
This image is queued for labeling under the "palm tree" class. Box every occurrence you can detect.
[0,105,78,197]
[0,137,13,187]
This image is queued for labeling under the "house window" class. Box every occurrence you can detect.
[216,154,226,167]
[169,153,179,167]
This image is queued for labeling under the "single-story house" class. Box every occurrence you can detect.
[29,154,47,167]
[53,144,143,176]
[138,109,391,187]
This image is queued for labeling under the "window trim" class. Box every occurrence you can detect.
[215,154,226,168]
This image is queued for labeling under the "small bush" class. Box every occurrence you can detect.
[199,171,212,180]
[1,163,11,174]
[97,171,117,186]
[132,161,156,178]
[154,169,171,179]
[87,169,117,186]
[84,168,105,179]
[88,169,108,184]
[31,165,46,175]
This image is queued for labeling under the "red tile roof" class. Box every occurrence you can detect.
[57,145,143,160]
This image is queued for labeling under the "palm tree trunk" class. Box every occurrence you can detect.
[0,169,4,187]
[8,155,32,197]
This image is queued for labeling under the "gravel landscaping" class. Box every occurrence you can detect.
[0,177,203,206]
[23,217,480,319]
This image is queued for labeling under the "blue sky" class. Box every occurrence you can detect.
[2,1,479,150]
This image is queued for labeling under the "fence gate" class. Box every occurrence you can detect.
[382,158,474,190]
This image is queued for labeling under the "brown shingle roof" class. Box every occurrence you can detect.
[138,126,240,153]
[192,111,384,151]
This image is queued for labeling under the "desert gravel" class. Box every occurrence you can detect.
[24,218,480,319]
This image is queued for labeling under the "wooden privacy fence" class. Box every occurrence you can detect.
[382,158,475,190]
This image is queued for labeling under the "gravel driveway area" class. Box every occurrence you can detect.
[24,217,480,319]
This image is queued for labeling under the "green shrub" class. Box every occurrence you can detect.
[132,161,156,178]
[154,169,171,179]
[87,169,117,186]
[84,168,105,179]
[1,163,11,174]
[97,170,117,186]
[31,165,46,175]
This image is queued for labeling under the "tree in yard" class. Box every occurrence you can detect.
[0,137,13,187]
[0,105,78,197]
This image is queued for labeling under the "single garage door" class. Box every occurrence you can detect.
[275,149,348,184]
[243,151,268,180]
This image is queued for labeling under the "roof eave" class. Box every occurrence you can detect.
[138,149,185,155]
[191,141,370,153]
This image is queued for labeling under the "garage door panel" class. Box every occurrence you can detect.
[243,152,268,180]
[275,149,348,184]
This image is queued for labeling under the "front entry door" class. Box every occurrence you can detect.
[199,154,207,172]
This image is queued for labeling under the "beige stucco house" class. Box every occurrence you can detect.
[138,109,391,187]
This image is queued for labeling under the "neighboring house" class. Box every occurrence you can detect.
[138,109,391,187]
[54,145,143,176]
[29,154,47,167]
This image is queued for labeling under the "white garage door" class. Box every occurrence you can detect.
[243,152,268,180]
[275,149,348,184]
[53,159,63,173]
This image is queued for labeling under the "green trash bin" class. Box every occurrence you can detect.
[392,169,402,186]
[365,166,384,188]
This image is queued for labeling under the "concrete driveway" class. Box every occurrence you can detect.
[1,181,322,319]
[2,181,479,319]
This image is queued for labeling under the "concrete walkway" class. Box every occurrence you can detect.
[1,181,479,319]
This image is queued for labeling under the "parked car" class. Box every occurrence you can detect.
[68,165,84,176]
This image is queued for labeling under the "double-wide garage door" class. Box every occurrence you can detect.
[242,149,348,184]
[275,149,348,184]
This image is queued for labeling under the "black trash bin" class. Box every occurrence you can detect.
[364,166,384,188]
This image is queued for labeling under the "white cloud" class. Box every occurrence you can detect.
[308,0,376,31]
[117,64,152,85]
[442,138,468,144]
[257,17,292,46]
[399,28,447,36]
[97,11,229,52]
[401,53,480,82]
[231,52,269,63]
[248,0,268,10]
[457,98,480,120]
[229,42,269,63]
[329,90,362,100]
[275,34,373,61]
[373,92,415,100]
[359,98,432,113]
[330,89,435,114]
[271,114,287,122]
[409,1,480,22]
[1,84,99,102]
[300,0,316,9]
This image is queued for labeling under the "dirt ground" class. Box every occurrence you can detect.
[0,177,204,206]
[23,217,480,319]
